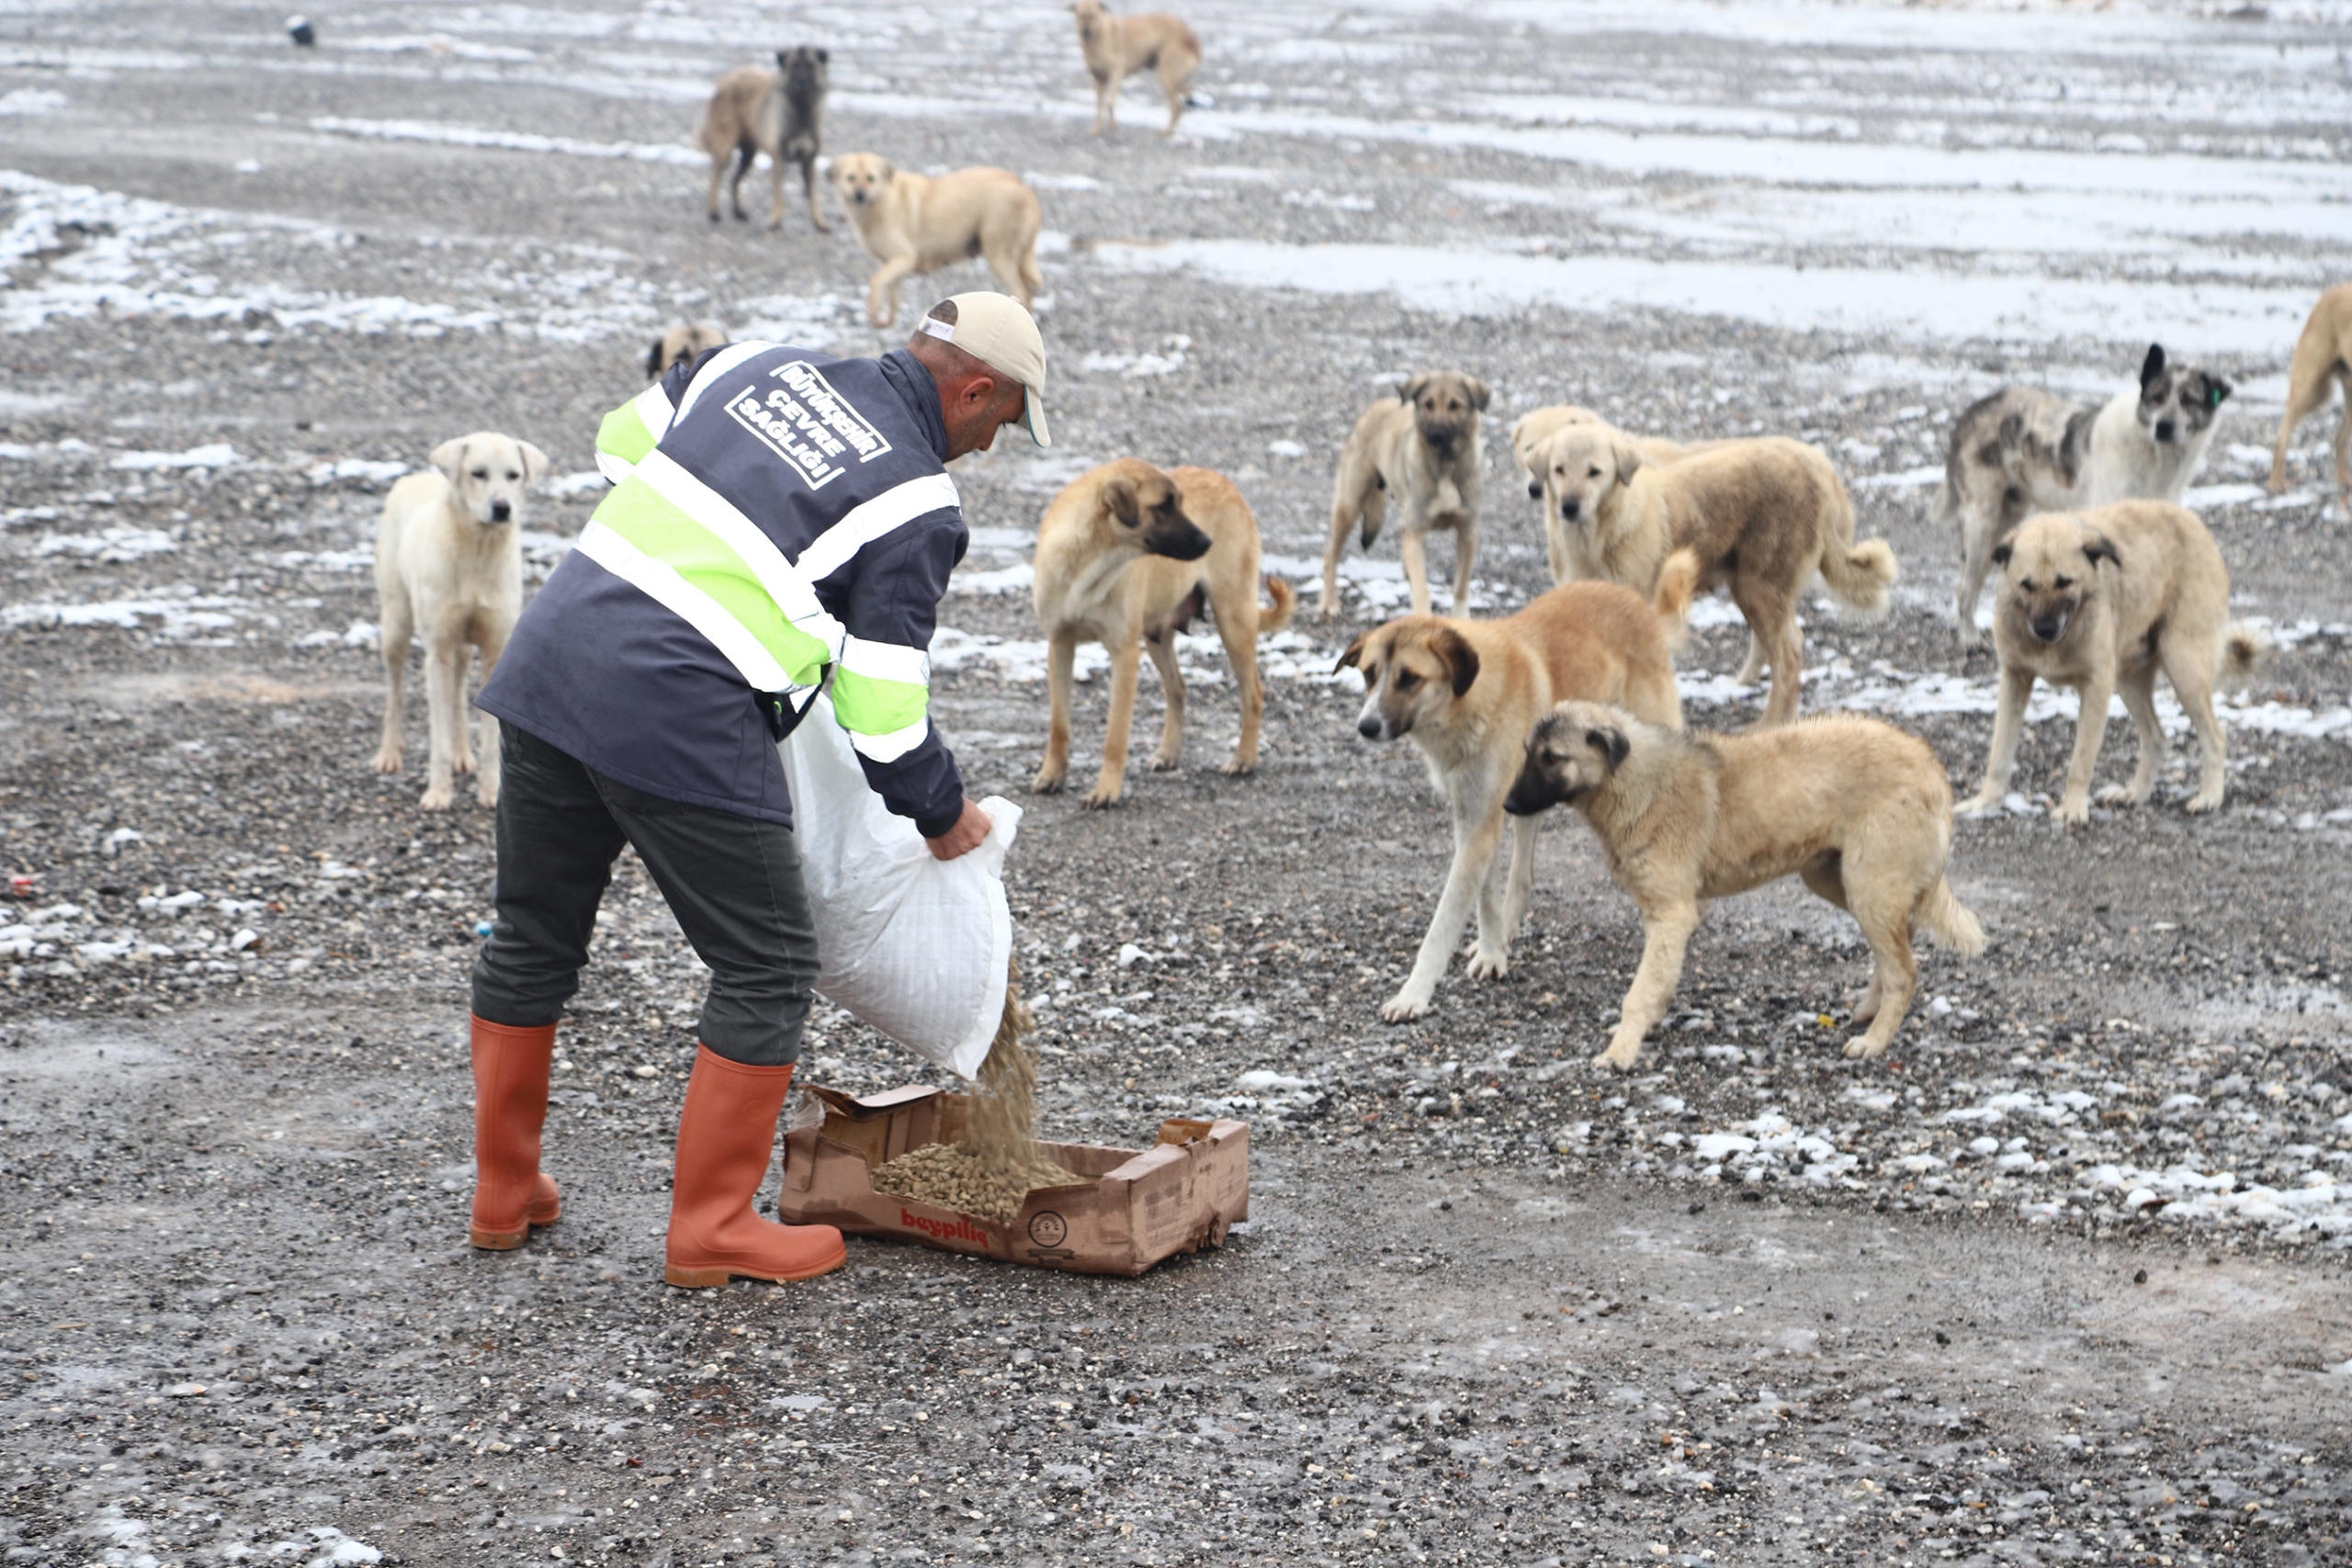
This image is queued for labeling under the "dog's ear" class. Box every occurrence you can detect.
[1431,626,1480,697]
[516,442,550,484]
[874,157,896,183]
[1102,475,1139,526]
[1397,374,1429,405]
[1611,435,1644,487]
[2201,374,2233,410]
[1990,540,2013,568]
[2082,530,2120,570]
[1526,478,1544,500]
[1587,726,1630,773]
[1334,630,1371,675]
[1463,377,1491,412]
[646,338,667,378]
[2140,343,2166,387]
[430,438,469,485]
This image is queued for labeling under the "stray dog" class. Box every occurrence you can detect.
[646,323,727,378]
[1937,344,2233,644]
[698,47,830,232]
[1032,459,1295,807]
[2268,282,2352,505]
[1957,502,2261,827]
[1505,702,1984,1067]
[1509,405,1720,586]
[828,153,1044,328]
[372,433,548,809]
[1072,1,1202,138]
[1339,561,1697,1021]
[1533,423,1895,725]
[1321,373,1490,622]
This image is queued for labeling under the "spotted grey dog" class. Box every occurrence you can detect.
[697,46,830,232]
[1935,344,2231,645]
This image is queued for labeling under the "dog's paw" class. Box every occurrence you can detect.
[418,785,456,811]
[811,219,832,234]
[476,783,499,808]
[2055,795,2091,828]
[2094,783,2148,807]
[1590,1041,1640,1072]
[1465,949,1509,981]
[451,754,476,777]
[1080,784,1124,809]
[1379,991,1431,1023]
[1842,1035,1890,1061]
[1316,599,1341,624]
[1148,753,1180,773]
[368,749,402,775]
[1217,757,1256,778]
[1953,790,2002,818]
[1030,770,1066,795]
[2185,787,2225,815]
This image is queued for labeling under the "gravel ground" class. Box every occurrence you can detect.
[5,0,2351,1562]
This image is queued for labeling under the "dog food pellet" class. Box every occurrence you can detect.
[871,961,1080,1224]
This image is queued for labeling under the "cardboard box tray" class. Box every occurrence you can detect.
[775,1083,1249,1276]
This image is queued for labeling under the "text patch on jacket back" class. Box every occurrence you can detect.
[724,360,893,490]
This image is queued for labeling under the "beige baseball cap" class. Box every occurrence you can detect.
[917,292,1051,447]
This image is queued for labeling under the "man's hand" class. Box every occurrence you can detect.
[925,798,992,861]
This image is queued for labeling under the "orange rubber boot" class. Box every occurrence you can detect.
[663,1046,845,1288]
[468,1015,562,1249]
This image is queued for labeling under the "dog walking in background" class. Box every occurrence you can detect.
[1532,423,1894,726]
[1505,702,1983,1069]
[829,154,1044,328]
[372,433,548,810]
[1072,1,1202,138]
[1957,502,2262,828]
[2268,282,2352,506]
[1031,458,1295,807]
[646,323,727,378]
[1339,558,1697,1022]
[698,46,830,232]
[1938,344,2232,645]
[1322,372,1490,622]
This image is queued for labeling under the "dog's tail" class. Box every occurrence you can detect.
[2216,621,2268,690]
[1259,576,1296,636]
[1917,876,1986,957]
[1651,547,1702,653]
[1810,465,1899,615]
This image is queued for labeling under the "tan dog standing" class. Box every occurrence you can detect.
[646,323,727,378]
[1340,561,1696,1021]
[1032,459,1295,807]
[829,154,1044,328]
[1322,373,1490,622]
[372,433,548,809]
[1533,423,1895,725]
[697,47,830,231]
[1072,1,1202,138]
[2268,281,2352,505]
[1505,702,1983,1068]
[1509,405,1720,586]
[1957,502,2261,827]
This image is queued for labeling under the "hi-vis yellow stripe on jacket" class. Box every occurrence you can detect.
[476,344,973,832]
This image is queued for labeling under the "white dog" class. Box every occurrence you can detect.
[371,433,548,809]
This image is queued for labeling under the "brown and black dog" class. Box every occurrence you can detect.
[646,323,727,378]
[697,46,830,231]
[1032,458,1295,807]
[1340,559,1696,1022]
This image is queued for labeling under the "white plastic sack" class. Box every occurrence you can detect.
[777,691,1019,1080]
